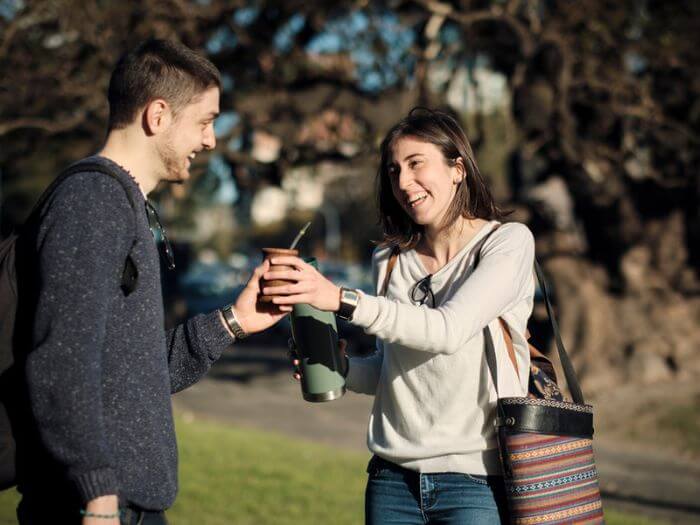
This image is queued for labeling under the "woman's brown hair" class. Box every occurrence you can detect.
[377,107,506,250]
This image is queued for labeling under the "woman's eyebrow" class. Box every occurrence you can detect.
[403,153,425,162]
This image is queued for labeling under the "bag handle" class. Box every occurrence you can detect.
[476,225,585,405]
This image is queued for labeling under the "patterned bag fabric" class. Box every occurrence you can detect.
[475,227,604,524]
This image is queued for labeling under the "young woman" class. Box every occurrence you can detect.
[263,108,535,524]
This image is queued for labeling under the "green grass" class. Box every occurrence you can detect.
[657,393,700,456]
[0,415,667,524]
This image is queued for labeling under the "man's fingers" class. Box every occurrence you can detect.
[252,260,269,278]
[339,338,348,353]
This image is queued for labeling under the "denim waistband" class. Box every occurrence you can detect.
[367,455,503,480]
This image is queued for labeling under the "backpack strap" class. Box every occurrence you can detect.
[26,160,141,294]
[26,161,139,222]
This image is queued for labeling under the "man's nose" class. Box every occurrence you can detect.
[203,125,216,150]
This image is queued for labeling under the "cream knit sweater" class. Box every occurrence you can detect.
[346,221,535,475]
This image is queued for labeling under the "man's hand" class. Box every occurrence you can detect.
[231,260,290,335]
[83,494,119,525]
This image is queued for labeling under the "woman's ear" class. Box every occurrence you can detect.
[452,157,466,184]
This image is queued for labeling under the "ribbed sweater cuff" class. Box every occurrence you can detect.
[351,292,379,329]
[198,311,236,358]
[72,467,119,503]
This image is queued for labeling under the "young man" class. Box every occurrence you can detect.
[12,39,287,524]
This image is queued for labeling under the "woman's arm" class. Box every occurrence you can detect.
[264,224,535,355]
[352,224,535,354]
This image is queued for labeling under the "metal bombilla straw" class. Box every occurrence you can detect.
[289,221,312,250]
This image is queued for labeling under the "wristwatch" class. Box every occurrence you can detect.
[220,304,248,340]
[337,287,361,321]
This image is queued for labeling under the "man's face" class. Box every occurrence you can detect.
[156,86,220,183]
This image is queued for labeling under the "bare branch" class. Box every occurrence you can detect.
[0,112,87,137]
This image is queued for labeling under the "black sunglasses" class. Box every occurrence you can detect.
[145,200,176,271]
[410,274,434,307]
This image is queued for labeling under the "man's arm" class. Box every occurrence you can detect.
[25,174,133,505]
[166,260,288,393]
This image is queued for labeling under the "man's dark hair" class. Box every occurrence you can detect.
[107,39,221,130]
[377,107,506,250]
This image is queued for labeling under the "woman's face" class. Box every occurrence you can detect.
[388,136,463,231]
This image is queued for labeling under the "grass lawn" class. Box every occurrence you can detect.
[0,415,666,524]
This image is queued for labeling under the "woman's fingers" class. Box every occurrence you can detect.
[263,269,304,282]
[271,293,311,305]
[269,256,309,270]
[262,282,315,298]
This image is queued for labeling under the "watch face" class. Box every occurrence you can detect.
[342,289,359,304]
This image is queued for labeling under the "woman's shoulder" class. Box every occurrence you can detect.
[370,244,395,267]
[485,221,535,252]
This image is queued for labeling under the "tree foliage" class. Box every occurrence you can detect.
[1,0,699,388]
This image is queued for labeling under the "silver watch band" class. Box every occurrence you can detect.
[221,304,248,339]
[337,288,360,321]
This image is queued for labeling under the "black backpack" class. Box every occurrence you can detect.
[0,161,138,490]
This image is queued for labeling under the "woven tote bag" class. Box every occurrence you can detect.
[475,231,604,524]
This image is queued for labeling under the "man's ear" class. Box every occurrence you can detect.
[142,99,171,136]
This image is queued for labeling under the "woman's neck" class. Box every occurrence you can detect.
[418,217,489,273]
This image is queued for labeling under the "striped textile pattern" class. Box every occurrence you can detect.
[499,431,604,524]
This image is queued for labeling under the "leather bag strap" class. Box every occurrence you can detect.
[477,225,585,405]
[380,246,400,296]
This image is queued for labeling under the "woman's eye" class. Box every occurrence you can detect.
[410,160,422,169]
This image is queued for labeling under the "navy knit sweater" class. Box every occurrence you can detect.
[15,156,233,510]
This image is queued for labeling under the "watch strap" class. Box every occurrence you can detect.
[337,287,360,321]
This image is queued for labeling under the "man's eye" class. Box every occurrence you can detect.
[410,160,421,169]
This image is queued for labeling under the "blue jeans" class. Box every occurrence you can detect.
[365,456,509,525]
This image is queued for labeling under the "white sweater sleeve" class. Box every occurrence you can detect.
[351,223,535,355]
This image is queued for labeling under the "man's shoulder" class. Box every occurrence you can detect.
[46,158,138,214]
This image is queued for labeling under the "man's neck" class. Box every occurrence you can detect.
[99,128,159,197]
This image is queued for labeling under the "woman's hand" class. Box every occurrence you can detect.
[262,256,342,312]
